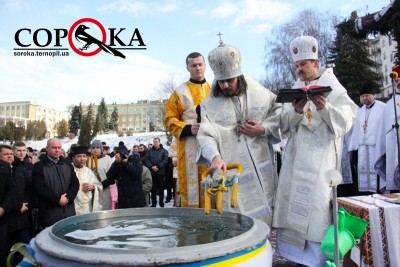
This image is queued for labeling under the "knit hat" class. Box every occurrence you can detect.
[116,144,129,155]
[290,34,318,63]
[71,146,89,156]
[91,139,103,150]
[208,39,242,81]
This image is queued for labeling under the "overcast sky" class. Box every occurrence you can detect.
[0,0,389,111]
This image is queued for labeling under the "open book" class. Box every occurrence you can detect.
[276,85,332,103]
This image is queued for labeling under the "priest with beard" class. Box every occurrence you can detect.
[196,38,282,226]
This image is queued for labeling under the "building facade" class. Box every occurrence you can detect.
[0,101,70,137]
[369,34,398,98]
[75,99,166,133]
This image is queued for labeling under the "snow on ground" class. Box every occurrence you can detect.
[20,132,168,152]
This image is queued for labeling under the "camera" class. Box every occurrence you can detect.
[120,152,128,160]
[117,148,129,160]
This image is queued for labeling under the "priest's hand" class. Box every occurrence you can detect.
[209,155,227,174]
[311,95,326,110]
[239,120,264,137]
[292,98,307,113]
[82,183,95,192]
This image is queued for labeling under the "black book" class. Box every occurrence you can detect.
[276,85,332,103]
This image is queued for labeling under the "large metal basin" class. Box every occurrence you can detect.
[32,208,272,266]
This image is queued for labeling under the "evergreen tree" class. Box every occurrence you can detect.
[78,103,83,126]
[97,98,108,133]
[25,121,35,140]
[92,115,100,137]
[346,1,400,66]
[37,120,47,139]
[78,104,95,145]
[1,121,16,143]
[24,120,47,140]
[109,107,119,131]
[78,115,93,146]
[69,105,81,135]
[328,12,382,103]
[14,126,25,141]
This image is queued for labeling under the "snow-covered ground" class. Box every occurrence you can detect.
[20,132,168,152]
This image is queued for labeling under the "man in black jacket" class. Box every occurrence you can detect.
[32,138,79,231]
[7,142,33,255]
[0,145,17,266]
[103,147,146,208]
[144,138,168,207]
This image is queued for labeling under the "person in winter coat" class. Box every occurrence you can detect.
[144,138,168,207]
[0,145,17,266]
[32,138,80,231]
[103,148,147,208]
[7,142,33,254]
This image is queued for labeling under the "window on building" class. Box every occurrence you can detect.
[381,38,385,47]
[388,38,392,46]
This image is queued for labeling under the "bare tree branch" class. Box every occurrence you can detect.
[263,9,338,91]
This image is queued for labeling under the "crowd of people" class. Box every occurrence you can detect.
[0,137,177,266]
[1,34,400,266]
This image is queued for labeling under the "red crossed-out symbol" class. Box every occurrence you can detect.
[68,18,106,57]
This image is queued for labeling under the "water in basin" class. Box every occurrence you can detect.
[54,214,253,249]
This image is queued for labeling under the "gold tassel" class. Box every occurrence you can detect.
[204,189,211,215]
[217,190,223,214]
[231,182,238,208]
